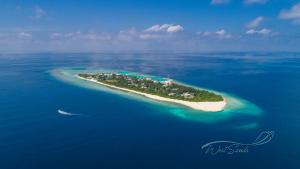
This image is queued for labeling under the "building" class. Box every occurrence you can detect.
[181,92,194,99]
[162,79,173,86]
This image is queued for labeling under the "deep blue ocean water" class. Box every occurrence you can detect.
[0,52,299,169]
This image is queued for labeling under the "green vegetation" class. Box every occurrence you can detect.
[78,73,224,102]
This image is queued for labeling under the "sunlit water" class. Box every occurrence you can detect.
[0,52,299,169]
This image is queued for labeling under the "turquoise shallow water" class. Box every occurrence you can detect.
[52,68,262,126]
[1,52,299,169]
[119,71,167,81]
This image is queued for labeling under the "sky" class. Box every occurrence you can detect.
[0,0,300,52]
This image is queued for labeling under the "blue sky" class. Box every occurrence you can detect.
[0,0,300,52]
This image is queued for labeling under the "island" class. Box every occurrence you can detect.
[77,72,226,112]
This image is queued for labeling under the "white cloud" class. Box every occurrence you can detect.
[244,0,268,5]
[49,25,183,44]
[216,29,226,35]
[50,31,112,41]
[259,28,271,35]
[81,33,112,40]
[196,31,212,36]
[0,27,290,53]
[117,28,139,41]
[64,31,81,39]
[215,29,232,39]
[202,31,212,36]
[145,24,170,32]
[18,32,32,39]
[197,30,232,39]
[211,0,268,5]
[139,34,161,40]
[279,3,300,24]
[246,28,271,35]
[211,0,231,5]
[144,24,184,33]
[118,27,181,41]
[31,6,46,19]
[167,25,184,33]
[246,16,264,28]
[246,29,256,34]
[50,33,62,39]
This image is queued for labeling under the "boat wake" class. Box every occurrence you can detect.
[58,109,81,116]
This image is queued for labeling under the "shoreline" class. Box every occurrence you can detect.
[77,75,227,112]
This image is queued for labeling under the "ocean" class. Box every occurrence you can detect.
[0,52,299,169]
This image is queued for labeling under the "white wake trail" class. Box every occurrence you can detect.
[58,109,80,116]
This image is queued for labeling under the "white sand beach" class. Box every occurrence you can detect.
[77,76,226,112]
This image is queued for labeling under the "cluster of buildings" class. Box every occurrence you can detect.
[96,73,195,99]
